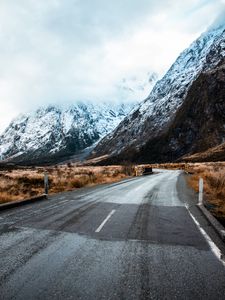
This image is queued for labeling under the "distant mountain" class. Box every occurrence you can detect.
[92,24,225,163]
[0,102,135,165]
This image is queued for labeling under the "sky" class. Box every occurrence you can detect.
[0,0,224,132]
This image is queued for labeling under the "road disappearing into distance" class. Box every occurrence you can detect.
[0,169,225,299]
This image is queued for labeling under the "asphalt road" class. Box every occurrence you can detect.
[0,169,225,300]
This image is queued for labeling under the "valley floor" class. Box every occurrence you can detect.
[0,162,224,227]
[0,165,134,204]
[0,169,225,299]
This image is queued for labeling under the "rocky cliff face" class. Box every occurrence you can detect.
[132,61,225,163]
[92,25,225,163]
[0,102,135,165]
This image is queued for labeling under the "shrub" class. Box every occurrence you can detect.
[121,164,135,176]
[18,176,45,187]
[70,176,89,188]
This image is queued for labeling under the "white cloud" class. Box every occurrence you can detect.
[0,0,224,132]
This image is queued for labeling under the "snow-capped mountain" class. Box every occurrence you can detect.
[93,24,225,163]
[0,102,135,164]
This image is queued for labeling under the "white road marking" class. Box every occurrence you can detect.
[185,204,225,267]
[95,209,116,233]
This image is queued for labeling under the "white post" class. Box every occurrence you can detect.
[135,166,138,177]
[44,172,49,195]
[198,177,204,205]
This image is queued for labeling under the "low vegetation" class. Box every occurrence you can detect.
[0,164,136,204]
[1,161,224,225]
[185,162,225,223]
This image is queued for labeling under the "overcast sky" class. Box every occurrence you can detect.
[0,0,224,132]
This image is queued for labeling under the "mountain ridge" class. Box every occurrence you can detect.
[92,24,225,163]
[0,102,135,165]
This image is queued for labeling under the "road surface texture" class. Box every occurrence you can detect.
[0,169,225,300]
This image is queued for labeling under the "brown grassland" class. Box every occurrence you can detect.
[185,162,225,222]
[0,164,136,204]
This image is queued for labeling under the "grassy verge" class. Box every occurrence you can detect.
[185,162,225,225]
[0,164,136,204]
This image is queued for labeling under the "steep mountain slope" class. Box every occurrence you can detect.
[132,61,225,163]
[0,102,135,165]
[93,24,225,163]
[180,142,225,163]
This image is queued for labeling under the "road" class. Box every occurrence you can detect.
[0,169,225,300]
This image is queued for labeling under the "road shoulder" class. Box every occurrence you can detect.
[177,172,225,258]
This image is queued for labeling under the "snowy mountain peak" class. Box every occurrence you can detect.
[0,102,135,164]
[93,24,225,161]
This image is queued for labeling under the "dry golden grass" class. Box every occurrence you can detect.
[1,161,224,221]
[0,164,136,204]
[185,163,225,220]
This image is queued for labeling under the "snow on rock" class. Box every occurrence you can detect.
[0,102,135,163]
[94,24,225,157]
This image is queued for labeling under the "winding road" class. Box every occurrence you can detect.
[0,169,225,299]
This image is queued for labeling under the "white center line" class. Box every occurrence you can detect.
[95,209,116,233]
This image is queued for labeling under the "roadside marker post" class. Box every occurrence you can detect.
[135,166,138,177]
[44,172,49,195]
[199,177,204,205]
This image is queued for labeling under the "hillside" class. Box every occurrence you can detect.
[181,142,225,162]
[92,25,225,164]
[0,102,135,165]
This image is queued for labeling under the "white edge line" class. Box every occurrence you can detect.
[185,204,225,267]
[95,209,116,233]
